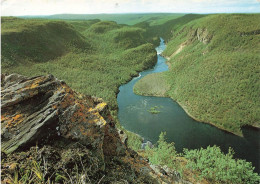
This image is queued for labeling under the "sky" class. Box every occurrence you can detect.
[1,0,260,16]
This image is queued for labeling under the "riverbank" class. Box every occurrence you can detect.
[174,99,243,137]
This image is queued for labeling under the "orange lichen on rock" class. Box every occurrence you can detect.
[13,114,21,121]
[18,76,45,91]
[70,107,87,123]
[5,114,24,128]
[122,151,148,171]
[61,83,73,94]
[52,104,58,109]
[79,125,89,136]
[28,79,41,89]
[60,93,74,109]
[1,115,8,122]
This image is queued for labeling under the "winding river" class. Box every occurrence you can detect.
[117,38,260,173]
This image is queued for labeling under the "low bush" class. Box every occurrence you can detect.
[184,146,260,184]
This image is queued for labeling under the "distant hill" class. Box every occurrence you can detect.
[134,14,206,45]
[134,13,260,135]
[19,13,185,25]
[1,17,91,67]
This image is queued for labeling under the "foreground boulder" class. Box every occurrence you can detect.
[1,74,125,159]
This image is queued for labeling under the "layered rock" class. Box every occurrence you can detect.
[1,74,125,159]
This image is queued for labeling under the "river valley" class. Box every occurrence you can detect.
[117,38,260,173]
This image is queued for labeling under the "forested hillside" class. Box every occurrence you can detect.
[134,14,260,135]
[1,17,157,110]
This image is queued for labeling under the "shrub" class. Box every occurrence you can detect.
[147,132,177,169]
[184,146,260,184]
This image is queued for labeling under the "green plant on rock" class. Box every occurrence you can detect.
[147,132,177,169]
[6,160,53,184]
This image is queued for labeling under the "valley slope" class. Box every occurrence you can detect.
[134,14,260,135]
[1,17,157,111]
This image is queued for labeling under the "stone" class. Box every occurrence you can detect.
[117,129,128,144]
[141,140,153,150]
[1,74,126,160]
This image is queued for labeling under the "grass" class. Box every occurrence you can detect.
[134,14,260,135]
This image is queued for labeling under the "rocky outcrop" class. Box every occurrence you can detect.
[1,74,125,159]
[141,141,153,150]
[175,26,212,45]
[1,74,158,183]
[194,28,212,44]
[187,28,212,44]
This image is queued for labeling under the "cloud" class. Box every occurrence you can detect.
[1,0,8,4]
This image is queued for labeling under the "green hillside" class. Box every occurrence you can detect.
[134,14,260,135]
[1,17,90,67]
[135,14,205,41]
[1,17,157,110]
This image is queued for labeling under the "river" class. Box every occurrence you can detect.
[117,38,260,173]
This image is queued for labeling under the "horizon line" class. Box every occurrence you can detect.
[4,12,259,17]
